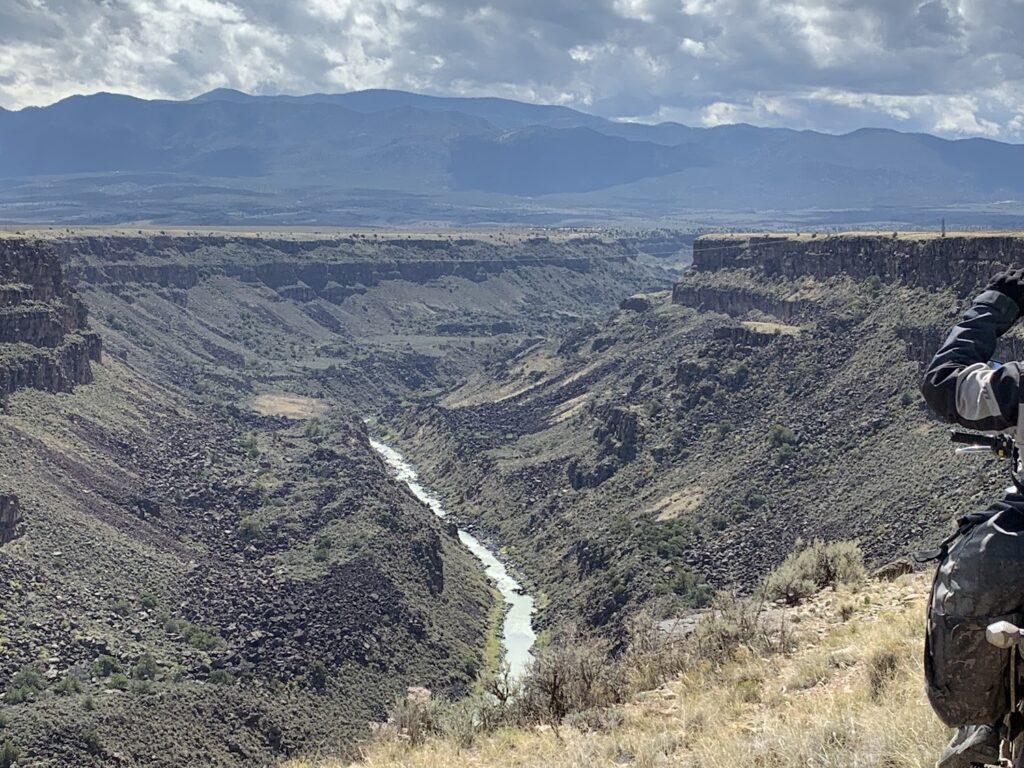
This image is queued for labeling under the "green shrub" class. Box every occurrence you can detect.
[309,660,328,692]
[868,647,901,699]
[107,673,129,690]
[774,443,797,465]
[768,425,798,447]
[237,517,262,542]
[139,592,159,610]
[744,491,767,510]
[382,687,441,747]
[313,538,331,563]
[110,598,133,616]
[761,540,866,605]
[666,569,714,607]
[54,675,82,695]
[5,667,45,703]
[0,740,19,768]
[163,617,225,651]
[518,637,624,723]
[83,729,103,756]
[208,669,235,686]
[91,655,121,677]
[240,433,259,459]
[9,668,43,692]
[131,653,157,681]
[1,689,25,705]
[692,592,791,665]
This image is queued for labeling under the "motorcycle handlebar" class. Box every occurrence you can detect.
[950,431,1002,448]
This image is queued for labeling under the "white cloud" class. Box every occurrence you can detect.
[934,99,1001,137]
[807,88,1005,137]
[679,38,707,57]
[700,95,797,127]
[612,0,654,22]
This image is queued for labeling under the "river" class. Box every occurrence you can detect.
[369,439,537,679]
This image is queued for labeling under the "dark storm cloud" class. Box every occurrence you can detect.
[0,0,1021,138]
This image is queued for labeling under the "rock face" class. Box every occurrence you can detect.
[689,233,1024,368]
[691,234,1024,292]
[672,283,813,321]
[0,239,101,398]
[56,234,629,298]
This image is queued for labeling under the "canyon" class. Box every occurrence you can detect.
[0,227,1019,765]
[388,232,1024,634]
[0,229,672,765]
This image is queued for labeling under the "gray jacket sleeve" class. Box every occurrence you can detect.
[921,289,1024,432]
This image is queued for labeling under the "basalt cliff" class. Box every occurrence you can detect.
[0,239,101,400]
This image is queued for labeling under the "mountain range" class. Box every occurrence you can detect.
[2,88,1024,226]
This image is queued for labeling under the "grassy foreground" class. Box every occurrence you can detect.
[288,574,949,768]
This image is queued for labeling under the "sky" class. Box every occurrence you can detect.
[1,0,1023,139]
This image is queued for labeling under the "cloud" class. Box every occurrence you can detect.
[0,0,1022,139]
[700,96,798,128]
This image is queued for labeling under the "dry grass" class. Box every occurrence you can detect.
[248,393,326,420]
[740,320,801,336]
[649,487,705,522]
[286,575,949,768]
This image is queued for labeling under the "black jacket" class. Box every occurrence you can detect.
[921,289,1023,433]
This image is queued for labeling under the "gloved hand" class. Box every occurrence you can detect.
[987,268,1024,311]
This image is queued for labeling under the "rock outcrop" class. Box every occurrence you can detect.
[0,239,101,399]
[691,233,1024,292]
[56,234,629,298]
[672,283,814,321]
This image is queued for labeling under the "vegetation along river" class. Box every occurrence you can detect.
[370,438,537,679]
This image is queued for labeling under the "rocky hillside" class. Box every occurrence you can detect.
[0,237,500,765]
[0,229,670,765]
[389,232,1023,634]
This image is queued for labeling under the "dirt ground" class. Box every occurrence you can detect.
[249,393,327,419]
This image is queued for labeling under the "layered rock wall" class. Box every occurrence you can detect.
[685,233,1024,368]
[691,234,1024,292]
[0,239,101,398]
[57,235,627,300]
[672,283,813,321]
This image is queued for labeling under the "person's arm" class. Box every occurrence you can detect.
[921,272,1024,431]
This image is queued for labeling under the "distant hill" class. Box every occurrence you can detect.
[1,89,1023,226]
